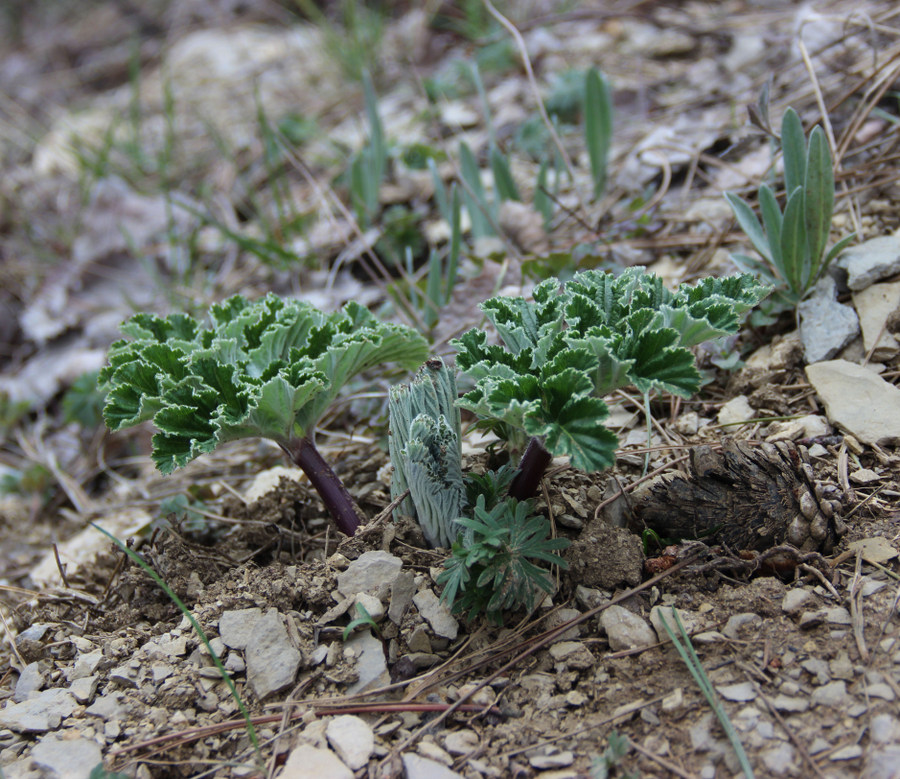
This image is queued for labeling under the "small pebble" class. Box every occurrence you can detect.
[867,683,896,701]
[529,750,574,770]
[716,682,756,702]
[811,680,848,707]
[830,744,863,761]
[782,589,814,615]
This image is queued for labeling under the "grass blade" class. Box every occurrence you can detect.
[459,141,494,238]
[446,183,462,304]
[469,61,495,149]
[424,249,442,330]
[92,523,261,758]
[584,67,613,197]
[362,69,386,186]
[428,157,450,223]
[535,159,552,230]
[823,232,856,267]
[657,608,755,778]
[490,145,520,202]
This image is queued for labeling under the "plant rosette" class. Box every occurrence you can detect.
[100,293,428,536]
[453,266,770,498]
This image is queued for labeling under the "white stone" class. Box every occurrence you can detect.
[649,606,699,644]
[417,741,453,766]
[798,276,860,363]
[69,675,100,704]
[830,744,863,761]
[345,630,389,695]
[14,663,45,702]
[31,736,102,779]
[806,359,900,445]
[444,729,479,756]
[716,682,756,702]
[218,608,301,699]
[723,612,761,640]
[401,753,465,779]
[0,688,78,732]
[837,231,900,290]
[772,695,809,712]
[354,592,385,622]
[717,395,755,425]
[413,589,459,640]
[661,688,684,711]
[279,744,352,779]
[529,750,574,769]
[600,605,657,652]
[870,713,900,743]
[242,465,306,503]
[761,742,796,776]
[337,551,403,598]
[326,715,374,770]
[852,280,900,360]
[867,683,896,701]
[782,589,814,615]
[812,680,848,707]
[548,641,595,669]
[825,607,852,625]
[850,468,882,485]
[765,414,830,443]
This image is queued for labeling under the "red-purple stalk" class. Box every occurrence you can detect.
[281,437,363,536]
[507,436,553,502]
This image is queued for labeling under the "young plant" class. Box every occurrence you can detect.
[389,357,466,548]
[436,492,569,623]
[348,70,388,228]
[453,267,769,500]
[99,294,428,536]
[584,67,613,197]
[725,107,854,310]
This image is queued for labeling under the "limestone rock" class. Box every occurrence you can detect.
[600,605,656,652]
[325,715,374,770]
[798,276,859,363]
[412,589,459,640]
[806,359,900,445]
[337,551,403,599]
[837,232,900,290]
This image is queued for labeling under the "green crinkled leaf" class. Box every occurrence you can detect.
[101,295,427,474]
[540,346,598,380]
[452,329,533,377]
[455,265,766,473]
[565,330,635,396]
[652,304,737,349]
[524,370,616,472]
[152,402,220,474]
[480,281,563,356]
[623,321,701,397]
[677,273,769,316]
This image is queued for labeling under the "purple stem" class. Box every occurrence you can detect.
[281,436,363,536]
[507,437,553,502]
